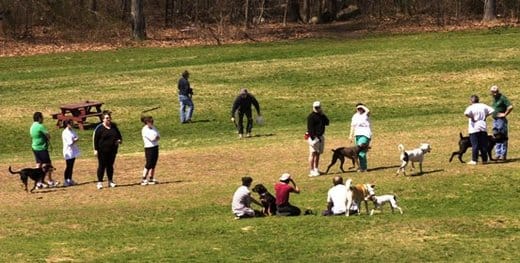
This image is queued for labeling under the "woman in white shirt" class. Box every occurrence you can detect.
[62,120,80,186]
[348,103,372,172]
[141,116,160,185]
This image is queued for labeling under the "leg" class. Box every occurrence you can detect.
[245,111,253,135]
[106,151,117,183]
[355,136,370,171]
[178,96,186,123]
[186,97,194,121]
[469,133,479,162]
[478,132,489,162]
[237,111,245,135]
[97,153,106,182]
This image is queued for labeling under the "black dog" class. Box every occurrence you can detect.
[8,164,55,192]
[449,132,496,163]
[324,145,368,174]
[251,184,277,216]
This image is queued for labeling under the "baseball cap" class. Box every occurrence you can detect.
[312,101,321,108]
[279,173,291,181]
[490,85,499,93]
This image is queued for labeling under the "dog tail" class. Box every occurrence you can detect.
[459,132,464,139]
[8,166,20,175]
[398,144,405,153]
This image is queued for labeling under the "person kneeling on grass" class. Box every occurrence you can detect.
[275,173,301,216]
[231,176,264,219]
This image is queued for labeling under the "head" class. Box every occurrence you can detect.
[420,143,431,153]
[332,176,343,186]
[62,119,73,129]
[141,115,153,126]
[33,112,43,123]
[182,70,189,79]
[365,183,376,197]
[102,110,112,124]
[356,103,366,113]
[252,184,267,194]
[239,88,248,98]
[312,101,321,113]
[470,95,479,104]
[279,172,291,183]
[490,85,500,98]
[241,176,253,187]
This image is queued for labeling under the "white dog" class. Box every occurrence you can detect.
[345,178,375,216]
[369,194,403,216]
[396,143,431,176]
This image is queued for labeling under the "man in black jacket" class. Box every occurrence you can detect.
[231,88,261,138]
[178,70,194,123]
[307,101,329,177]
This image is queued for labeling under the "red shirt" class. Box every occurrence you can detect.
[275,182,294,206]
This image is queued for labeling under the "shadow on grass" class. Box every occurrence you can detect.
[368,164,401,172]
[113,180,187,188]
[250,133,275,138]
[409,169,445,177]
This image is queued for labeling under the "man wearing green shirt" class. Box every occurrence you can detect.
[30,112,58,187]
[490,85,514,161]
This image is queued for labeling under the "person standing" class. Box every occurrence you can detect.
[274,173,301,216]
[230,88,261,138]
[490,85,513,161]
[30,111,58,188]
[93,111,123,189]
[141,115,160,185]
[62,120,80,187]
[231,176,263,219]
[307,101,329,177]
[322,176,348,216]
[464,95,494,165]
[348,103,372,172]
[178,70,194,123]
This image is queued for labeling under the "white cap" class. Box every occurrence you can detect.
[279,173,291,181]
[490,85,499,93]
[312,101,321,108]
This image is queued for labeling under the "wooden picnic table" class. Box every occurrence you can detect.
[51,100,104,130]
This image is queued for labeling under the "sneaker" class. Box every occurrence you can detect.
[482,160,489,165]
[96,182,103,190]
[148,178,158,185]
[357,169,367,173]
[109,181,117,188]
[234,216,241,220]
[238,134,243,139]
[36,182,44,189]
[47,180,60,188]
[246,133,252,138]
[467,161,477,165]
[63,179,72,187]
[140,179,148,186]
[308,170,320,177]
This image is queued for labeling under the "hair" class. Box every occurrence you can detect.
[470,95,479,103]
[241,176,253,186]
[33,112,43,122]
[182,70,189,78]
[62,119,72,128]
[332,176,343,185]
[141,115,153,124]
[102,110,112,119]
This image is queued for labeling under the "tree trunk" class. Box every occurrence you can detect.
[482,0,497,21]
[244,0,249,30]
[131,0,146,40]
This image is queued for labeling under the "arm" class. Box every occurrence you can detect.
[251,96,261,115]
[498,105,513,118]
[231,97,240,117]
[289,179,300,194]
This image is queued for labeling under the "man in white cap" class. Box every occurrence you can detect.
[231,88,262,138]
[274,173,301,216]
[348,103,372,172]
[306,101,330,177]
[490,85,513,161]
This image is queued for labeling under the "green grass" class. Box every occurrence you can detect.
[0,28,519,262]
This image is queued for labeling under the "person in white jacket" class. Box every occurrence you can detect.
[141,115,160,185]
[62,120,80,186]
[348,103,372,172]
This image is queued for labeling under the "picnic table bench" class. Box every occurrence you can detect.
[51,100,104,130]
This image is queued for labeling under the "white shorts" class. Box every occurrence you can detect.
[308,135,324,154]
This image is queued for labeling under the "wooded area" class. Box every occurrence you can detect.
[0,0,518,41]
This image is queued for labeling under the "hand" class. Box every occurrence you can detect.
[497,112,506,118]
[93,150,98,156]
[231,117,235,122]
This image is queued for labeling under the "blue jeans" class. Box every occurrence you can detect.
[469,131,489,163]
[493,118,508,158]
[178,95,194,123]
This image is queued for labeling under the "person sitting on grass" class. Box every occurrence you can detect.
[231,176,263,219]
[274,173,301,216]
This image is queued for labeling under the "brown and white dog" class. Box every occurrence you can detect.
[345,178,375,216]
[396,143,431,176]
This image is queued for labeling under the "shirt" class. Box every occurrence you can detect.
[142,125,160,148]
[231,186,252,213]
[30,122,49,151]
[62,127,80,160]
[464,103,494,134]
[307,111,329,138]
[491,93,512,118]
[178,77,193,97]
[274,182,295,206]
[327,184,348,214]
[351,112,372,138]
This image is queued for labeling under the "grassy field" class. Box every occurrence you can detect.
[1,28,519,262]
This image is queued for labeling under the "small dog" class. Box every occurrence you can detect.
[324,146,361,174]
[345,178,375,216]
[251,184,277,216]
[449,132,496,163]
[396,143,431,176]
[369,194,403,216]
[8,164,55,192]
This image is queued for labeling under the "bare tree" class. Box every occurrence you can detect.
[131,0,146,40]
[483,0,497,21]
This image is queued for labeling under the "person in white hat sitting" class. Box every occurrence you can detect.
[274,173,301,216]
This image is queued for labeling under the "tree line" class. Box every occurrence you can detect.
[0,0,517,40]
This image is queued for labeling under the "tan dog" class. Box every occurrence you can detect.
[345,178,375,216]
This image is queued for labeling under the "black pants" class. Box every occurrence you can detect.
[97,150,117,182]
[144,146,159,169]
[277,204,301,216]
[64,158,75,181]
[237,110,253,134]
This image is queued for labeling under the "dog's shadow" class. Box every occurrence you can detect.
[408,169,444,177]
[188,119,212,123]
[368,165,401,172]
[111,180,186,188]
[248,133,275,138]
